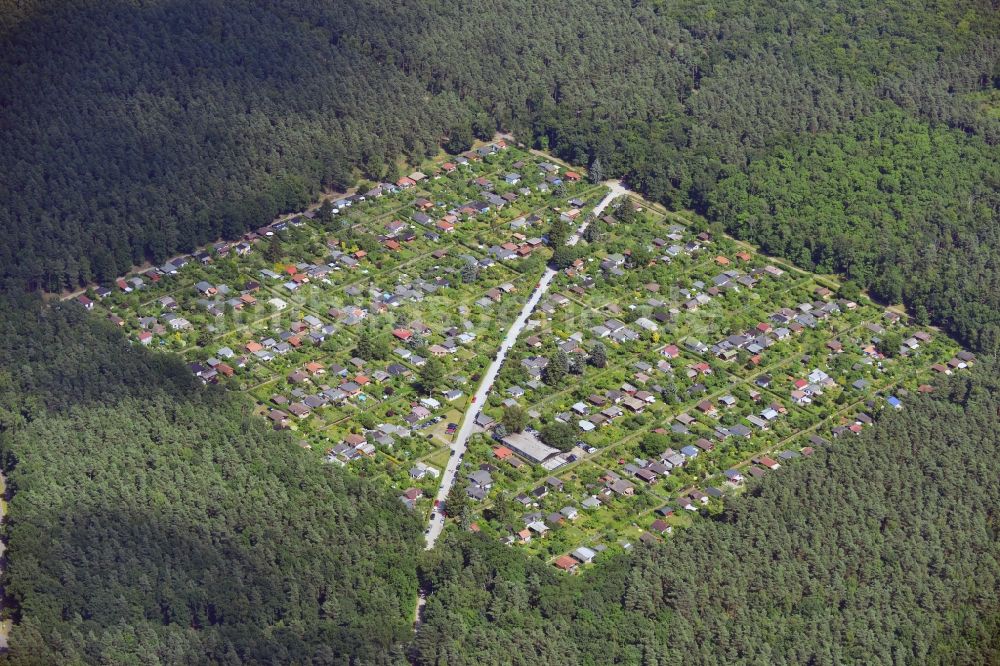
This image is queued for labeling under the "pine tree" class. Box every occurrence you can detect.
[545,349,568,385]
[445,122,474,154]
[461,262,479,284]
[502,405,527,433]
[548,218,571,247]
[356,323,388,360]
[317,200,334,227]
[540,421,576,450]
[589,157,604,184]
[445,481,469,518]
[590,342,607,368]
[551,245,578,270]
[419,358,445,394]
[265,234,283,263]
[878,331,903,358]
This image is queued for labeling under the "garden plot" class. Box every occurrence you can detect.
[455,196,970,568]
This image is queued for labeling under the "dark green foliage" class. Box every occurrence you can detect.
[539,421,575,451]
[550,245,580,270]
[415,364,1000,665]
[446,482,469,520]
[588,158,604,184]
[582,219,605,244]
[0,0,996,357]
[638,432,670,459]
[264,233,283,263]
[0,1,998,661]
[878,331,904,358]
[0,0,457,291]
[625,245,653,269]
[357,322,391,361]
[589,342,607,369]
[418,358,445,395]
[460,262,479,284]
[0,296,421,664]
[709,110,1000,354]
[544,350,568,385]
[316,200,334,224]
[445,122,474,154]
[501,405,527,434]
[838,280,861,302]
[547,218,572,249]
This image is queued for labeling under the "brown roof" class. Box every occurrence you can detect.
[493,446,513,459]
[554,555,578,571]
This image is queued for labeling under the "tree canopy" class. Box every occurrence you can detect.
[414,364,1000,665]
[1,0,995,317]
[0,0,998,661]
[709,110,1000,354]
[0,296,422,664]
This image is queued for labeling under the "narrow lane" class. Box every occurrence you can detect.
[424,181,627,549]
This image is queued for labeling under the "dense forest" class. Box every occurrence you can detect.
[1,0,999,662]
[2,2,997,351]
[709,109,1000,353]
[0,295,421,664]
[413,364,1000,665]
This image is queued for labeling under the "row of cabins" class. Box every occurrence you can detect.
[77,274,150,308]
[570,384,657,433]
[487,237,544,262]
[327,422,414,465]
[236,312,337,365]
[76,144,535,315]
[82,213,295,308]
[590,317,642,344]
[677,265,784,314]
[931,350,976,375]
[598,225,709,279]
[270,368,375,427]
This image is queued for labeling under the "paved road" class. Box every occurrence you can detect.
[424,181,627,549]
